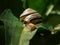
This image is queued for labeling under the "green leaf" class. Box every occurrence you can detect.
[27,0,59,18]
[28,0,49,14]
[0,9,23,45]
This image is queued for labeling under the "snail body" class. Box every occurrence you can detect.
[20,8,42,31]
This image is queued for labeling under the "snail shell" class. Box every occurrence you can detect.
[20,8,42,24]
[26,23,36,31]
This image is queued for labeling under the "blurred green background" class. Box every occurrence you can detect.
[0,0,60,45]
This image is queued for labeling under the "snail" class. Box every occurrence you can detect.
[20,8,42,31]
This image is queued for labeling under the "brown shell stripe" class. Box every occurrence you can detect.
[30,17,42,24]
[20,12,37,18]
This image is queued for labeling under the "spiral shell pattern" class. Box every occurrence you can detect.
[20,8,42,24]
